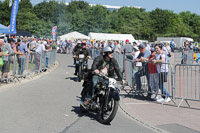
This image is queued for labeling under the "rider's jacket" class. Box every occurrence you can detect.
[75,48,90,57]
[91,55,123,81]
[73,45,82,55]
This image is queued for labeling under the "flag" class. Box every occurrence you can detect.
[9,0,13,7]
[10,0,19,34]
[52,26,57,40]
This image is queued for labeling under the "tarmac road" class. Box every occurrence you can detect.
[0,54,161,133]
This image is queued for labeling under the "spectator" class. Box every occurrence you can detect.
[122,39,134,60]
[132,46,140,63]
[44,41,52,68]
[162,42,171,63]
[170,39,175,52]
[114,41,121,54]
[153,44,171,103]
[147,48,159,101]
[182,42,190,64]
[145,42,151,52]
[34,41,46,72]
[109,41,115,49]
[132,41,137,48]
[67,40,72,54]
[134,44,151,98]
[17,38,29,75]
[0,39,12,80]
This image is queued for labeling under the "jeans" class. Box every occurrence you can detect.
[18,58,26,75]
[159,72,170,98]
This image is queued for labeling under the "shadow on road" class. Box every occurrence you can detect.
[67,65,75,68]
[65,77,78,82]
[71,106,97,120]
[120,92,200,110]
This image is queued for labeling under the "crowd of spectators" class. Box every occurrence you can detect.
[0,36,57,82]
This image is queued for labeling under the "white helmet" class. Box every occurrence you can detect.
[103,46,113,53]
[77,40,81,44]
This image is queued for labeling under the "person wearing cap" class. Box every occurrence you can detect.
[122,39,134,60]
[134,44,151,98]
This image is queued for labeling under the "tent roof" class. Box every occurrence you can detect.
[0,24,10,34]
[60,31,89,40]
[88,32,135,41]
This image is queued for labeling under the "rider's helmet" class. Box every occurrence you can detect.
[103,46,113,53]
[77,40,81,44]
[82,42,86,46]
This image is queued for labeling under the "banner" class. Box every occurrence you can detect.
[52,26,57,40]
[9,0,13,7]
[10,0,19,34]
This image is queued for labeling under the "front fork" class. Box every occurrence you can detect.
[104,88,111,110]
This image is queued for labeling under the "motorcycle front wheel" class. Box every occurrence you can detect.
[98,96,119,124]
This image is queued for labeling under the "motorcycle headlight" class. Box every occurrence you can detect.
[79,54,85,59]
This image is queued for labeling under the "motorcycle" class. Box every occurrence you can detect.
[74,53,88,82]
[80,72,121,124]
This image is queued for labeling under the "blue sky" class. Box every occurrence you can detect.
[7,0,200,15]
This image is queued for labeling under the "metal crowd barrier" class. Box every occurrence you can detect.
[114,52,200,108]
[89,48,103,59]
[131,62,174,102]
[171,49,200,65]
[113,52,124,71]
[0,50,56,84]
[174,64,200,107]
[124,59,133,88]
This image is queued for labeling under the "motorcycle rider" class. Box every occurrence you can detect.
[88,46,125,100]
[74,42,91,76]
[73,40,82,65]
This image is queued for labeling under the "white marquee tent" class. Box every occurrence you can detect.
[59,31,89,40]
[88,32,135,42]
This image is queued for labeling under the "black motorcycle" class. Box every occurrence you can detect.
[75,53,88,82]
[80,72,121,124]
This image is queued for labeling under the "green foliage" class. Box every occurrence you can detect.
[0,0,200,41]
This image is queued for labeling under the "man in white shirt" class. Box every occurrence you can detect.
[34,41,46,71]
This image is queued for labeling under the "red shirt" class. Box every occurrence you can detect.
[148,55,157,74]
